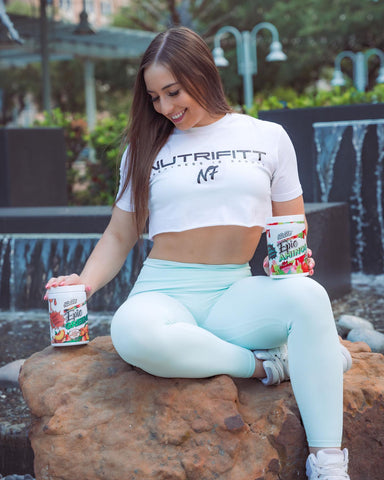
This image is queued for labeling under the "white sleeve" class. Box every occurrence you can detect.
[271,126,303,202]
[115,147,135,211]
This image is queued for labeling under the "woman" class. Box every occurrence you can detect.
[46,27,351,479]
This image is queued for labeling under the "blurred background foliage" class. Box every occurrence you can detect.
[35,109,127,206]
[34,84,384,206]
[1,0,384,205]
[3,0,384,116]
[113,0,384,100]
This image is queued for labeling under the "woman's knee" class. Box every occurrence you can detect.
[280,276,330,306]
[240,275,331,317]
[278,277,335,332]
[111,295,152,364]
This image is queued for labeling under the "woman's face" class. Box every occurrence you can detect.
[144,63,219,130]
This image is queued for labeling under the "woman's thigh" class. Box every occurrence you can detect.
[111,292,197,363]
[203,275,330,350]
[111,291,197,346]
[110,291,255,378]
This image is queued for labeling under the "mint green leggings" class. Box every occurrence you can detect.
[111,258,343,447]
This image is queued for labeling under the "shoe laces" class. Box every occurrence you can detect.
[312,458,349,479]
[254,345,290,385]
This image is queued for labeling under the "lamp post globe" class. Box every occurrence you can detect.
[213,23,287,109]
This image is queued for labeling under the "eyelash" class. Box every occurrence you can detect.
[150,90,180,102]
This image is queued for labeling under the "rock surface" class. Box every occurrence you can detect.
[19,336,384,480]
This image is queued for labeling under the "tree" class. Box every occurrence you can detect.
[113,0,241,39]
[2,0,384,121]
[113,0,384,102]
[112,0,259,104]
[261,0,384,91]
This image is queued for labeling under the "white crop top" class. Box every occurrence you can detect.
[116,113,302,240]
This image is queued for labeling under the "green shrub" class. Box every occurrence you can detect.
[83,113,128,206]
[34,109,88,204]
[35,109,128,206]
[246,84,384,117]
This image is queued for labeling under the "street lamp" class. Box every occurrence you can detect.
[212,22,287,109]
[74,0,95,35]
[331,49,384,92]
[40,0,52,114]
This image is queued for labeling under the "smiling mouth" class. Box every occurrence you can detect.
[170,109,186,122]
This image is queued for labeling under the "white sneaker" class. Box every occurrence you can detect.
[253,344,290,386]
[340,344,352,373]
[306,448,350,479]
[254,343,352,386]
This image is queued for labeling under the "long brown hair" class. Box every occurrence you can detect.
[117,26,232,236]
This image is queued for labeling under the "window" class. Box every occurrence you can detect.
[85,0,94,12]
[59,0,71,10]
[101,1,112,15]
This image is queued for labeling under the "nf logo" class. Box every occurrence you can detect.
[197,165,219,184]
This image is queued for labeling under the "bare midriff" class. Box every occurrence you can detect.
[148,225,264,265]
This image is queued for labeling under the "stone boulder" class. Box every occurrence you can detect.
[336,314,374,338]
[335,313,384,353]
[19,337,384,480]
[347,328,384,353]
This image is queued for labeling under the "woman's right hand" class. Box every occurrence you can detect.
[263,256,269,276]
[44,274,92,300]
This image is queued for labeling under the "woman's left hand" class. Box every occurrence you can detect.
[263,248,316,276]
[307,248,315,276]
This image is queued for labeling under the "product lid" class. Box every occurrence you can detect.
[47,285,86,294]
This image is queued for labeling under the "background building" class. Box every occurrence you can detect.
[5,0,131,27]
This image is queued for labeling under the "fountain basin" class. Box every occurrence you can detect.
[0,203,350,311]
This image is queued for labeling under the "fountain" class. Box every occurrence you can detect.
[0,233,152,312]
[313,119,384,273]
[313,123,347,203]
[375,124,384,269]
[0,201,351,315]
[258,102,384,274]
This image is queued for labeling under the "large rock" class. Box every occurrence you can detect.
[19,337,384,480]
[336,314,374,338]
[347,328,384,353]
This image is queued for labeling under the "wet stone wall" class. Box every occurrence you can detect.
[0,235,152,312]
[259,104,384,274]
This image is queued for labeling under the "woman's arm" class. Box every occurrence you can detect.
[45,207,142,298]
[272,195,305,222]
